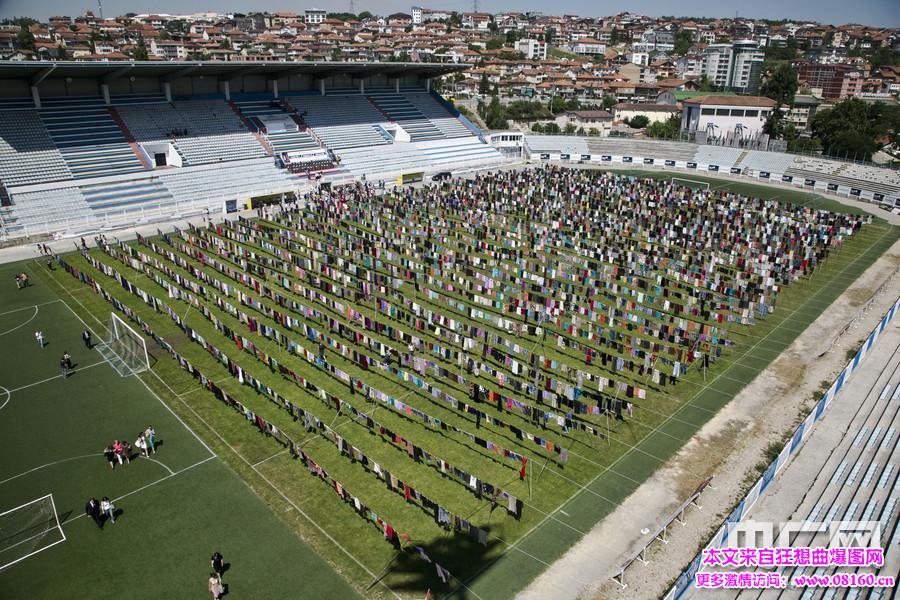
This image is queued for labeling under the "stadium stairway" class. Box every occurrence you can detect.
[107,107,153,169]
[230,97,322,156]
[227,100,274,155]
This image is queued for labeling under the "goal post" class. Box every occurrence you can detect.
[671,177,711,191]
[0,494,66,572]
[106,313,150,376]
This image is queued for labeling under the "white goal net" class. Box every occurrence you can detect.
[0,494,65,572]
[671,177,711,191]
[106,313,150,376]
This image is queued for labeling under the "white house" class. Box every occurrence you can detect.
[570,37,606,56]
[613,102,680,125]
[304,9,326,25]
[411,6,423,25]
[517,39,547,60]
[681,95,776,138]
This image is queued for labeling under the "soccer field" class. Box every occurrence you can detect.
[0,262,360,599]
[3,168,897,600]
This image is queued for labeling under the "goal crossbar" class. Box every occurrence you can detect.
[0,493,66,572]
[671,177,711,191]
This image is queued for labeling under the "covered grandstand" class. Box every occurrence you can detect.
[0,60,504,239]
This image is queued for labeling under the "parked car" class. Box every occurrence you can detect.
[432,171,452,181]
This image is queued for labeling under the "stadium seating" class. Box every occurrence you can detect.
[79,178,175,213]
[786,156,900,197]
[366,91,445,141]
[405,93,474,138]
[690,145,745,167]
[525,135,591,156]
[116,100,267,166]
[284,95,391,150]
[38,99,145,179]
[585,138,698,162]
[0,185,93,236]
[337,138,503,179]
[159,158,297,208]
[0,110,72,186]
[733,149,795,174]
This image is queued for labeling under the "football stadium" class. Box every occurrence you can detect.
[0,60,899,600]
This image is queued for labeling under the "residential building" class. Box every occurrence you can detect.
[554,109,613,134]
[785,94,822,130]
[700,40,763,93]
[517,39,547,60]
[570,37,606,55]
[613,102,680,125]
[411,7,423,25]
[797,63,865,100]
[304,9,326,25]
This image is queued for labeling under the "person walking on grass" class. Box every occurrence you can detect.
[60,352,72,378]
[82,329,92,349]
[100,497,115,524]
[144,425,156,455]
[208,572,224,600]
[35,330,44,348]
[211,552,225,579]
[85,498,102,529]
[135,433,148,458]
[103,444,116,470]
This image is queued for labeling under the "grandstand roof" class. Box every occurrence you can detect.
[0,60,469,83]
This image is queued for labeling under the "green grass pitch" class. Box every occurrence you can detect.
[0,169,896,600]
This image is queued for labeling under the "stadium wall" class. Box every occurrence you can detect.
[665,296,900,600]
[522,147,899,207]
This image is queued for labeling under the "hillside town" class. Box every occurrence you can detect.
[1,8,898,159]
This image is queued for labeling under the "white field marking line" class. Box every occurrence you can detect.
[141,366,404,600]
[252,449,288,468]
[46,281,217,461]
[0,451,175,488]
[0,299,60,317]
[457,224,898,589]
[0,306,37,337]
[53,251,404,599]
[60,455,217,527]
[0,454,101,487]
[0,386,8,411]
[142,456,175,476]
[1,360,107,396]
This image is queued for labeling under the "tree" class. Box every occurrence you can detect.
[505,30,521,45]
[483,95,508,129]
[478,73,490,96]
[627,115,650,129]
[674,29,693,55]
[761,62,798,106]
[763,109,784,139]
[531,122,543,133]
[133,35,149,60]
[485,38,504,50]
[330,48,342,61]
[542,122,561,134]
[601,94,617,110]
[808,98,897,161]
[564,122,577,134]
[697,75,717,92]
[16,27,35,51]
[646,114,682,139]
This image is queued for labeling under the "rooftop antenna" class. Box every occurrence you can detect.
[98,0,104,20]
[473,0,479,13]
[350,0,356,15]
